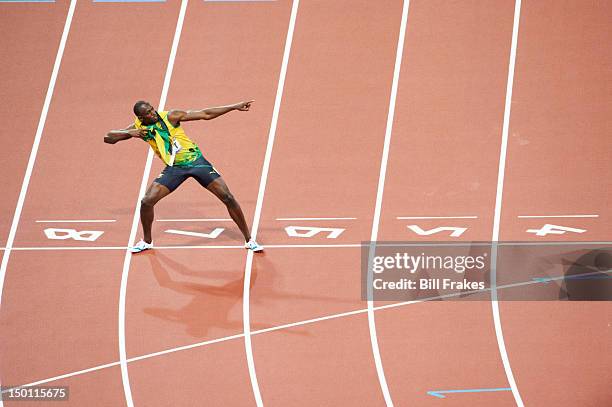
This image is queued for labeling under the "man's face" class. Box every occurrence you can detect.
[137,103,158,125]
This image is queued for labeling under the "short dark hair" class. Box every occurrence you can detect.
[133,100,149,116]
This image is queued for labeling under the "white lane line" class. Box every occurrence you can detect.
[375,268,611,312]
[11,246,130,251]
[0,2,77,405]
[0,0,77,302]
[366,1,411,406]
[276,217,357,221]
[164,229,225,239]
[35,219,117,223]
[117,1,189,406]
[242,2,299,405]
[156,218,232,221]
[6,266,598,397]
[490,1,524,406]
[4,241,611,251]
[396,216,478,219]
[0,362,122,394]
[517,214,599,218]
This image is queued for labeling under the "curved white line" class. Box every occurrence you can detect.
[241,1,300,405]
[367,1,411,406]
[490,0,524,406]
[0,1,77,406]
[117,1,189,406]
[7,265,610,398]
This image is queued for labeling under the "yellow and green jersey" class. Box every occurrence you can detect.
[134,111,203,167]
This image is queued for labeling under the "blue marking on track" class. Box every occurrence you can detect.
[427,387,512,399]
[533,275,612,283]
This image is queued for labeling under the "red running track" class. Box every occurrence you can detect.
[0,0,610,406]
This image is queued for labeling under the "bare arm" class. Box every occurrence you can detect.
[167,100,254,125]
[104,124,146,144]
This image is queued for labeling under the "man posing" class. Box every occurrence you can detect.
[105,100,263,253]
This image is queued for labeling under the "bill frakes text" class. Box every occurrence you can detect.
[373,278,485,290]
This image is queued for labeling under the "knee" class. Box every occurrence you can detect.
[141,195,157,208]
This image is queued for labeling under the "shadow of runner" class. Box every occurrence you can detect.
[141,250,358,339]
[141,251,318,339]
[142,250,265,338]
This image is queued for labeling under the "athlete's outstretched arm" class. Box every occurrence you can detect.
[167,100,254,124]
[104,124,146,144]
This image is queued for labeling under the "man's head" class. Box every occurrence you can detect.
[133,100,158,125]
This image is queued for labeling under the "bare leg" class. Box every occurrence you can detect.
[206,178,251,242]
[140,182,172,243]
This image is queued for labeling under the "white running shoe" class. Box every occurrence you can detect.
[244,240,264,252]
[130,239,153,253]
